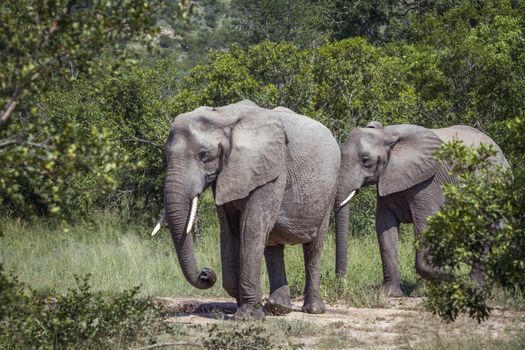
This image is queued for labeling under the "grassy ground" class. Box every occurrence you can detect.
[1,210,523,310]
[1,211,524,349]
[0,211,419,306]
[157,315,525,350]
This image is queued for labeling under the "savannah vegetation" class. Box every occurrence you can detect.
[1,0,524,348]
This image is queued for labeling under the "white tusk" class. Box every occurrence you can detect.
[151,222,162,236]
[339,190,356,207]
[151,211,165,236]
[186,196,198,234]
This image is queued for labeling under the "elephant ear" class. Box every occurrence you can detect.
[366,121,383,129]
[378,125,442,197]
[228,99,259,108]
[215,114,287,205]
[273,106,295,113]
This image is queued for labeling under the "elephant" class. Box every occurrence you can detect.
[154,100,340,319]
[334,122,508,297]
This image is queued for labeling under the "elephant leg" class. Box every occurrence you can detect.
[301,205,330,314]
[414,248,443,280]
[217,204,241,304]
[413,219,447,280]
[263,244,292,315]
[233,175,285,321]
[376,205,403,297]
[470,243,489,287]
[470,259,486,287]
[411,184,448,280]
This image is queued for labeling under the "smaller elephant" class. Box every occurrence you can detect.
[335,122,508,296]
[156,100,340,319]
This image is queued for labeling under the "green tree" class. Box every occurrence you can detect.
[406,0,525,132]
[35,61,179,218]
[0,0,171,218]
[422,117,525,322]
[230,0,333,47]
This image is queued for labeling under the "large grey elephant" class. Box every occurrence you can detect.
[154,100,340,319]
[335,122,508,296]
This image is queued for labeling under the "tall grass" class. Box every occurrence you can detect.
[5,200,521,310]
[0,209,422,307]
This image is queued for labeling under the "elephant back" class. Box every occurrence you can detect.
[433,125,509,168]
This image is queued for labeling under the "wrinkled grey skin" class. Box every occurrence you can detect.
[163,100,340,319]
[335,122,508,296]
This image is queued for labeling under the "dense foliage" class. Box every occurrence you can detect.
[0,266,172,348]
[422,118,525,322]
[0,0,165,218]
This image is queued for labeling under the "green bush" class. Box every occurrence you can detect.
[0,267,173,349]
[422,117,525,322]
[0,0,163,220]
[204,324,271,350]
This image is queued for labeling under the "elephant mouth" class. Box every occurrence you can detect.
[205,170,219,185]
[363,176,378,186]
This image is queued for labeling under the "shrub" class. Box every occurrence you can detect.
[422,118,525,322]
[0,267,173,349]
[203,324,271,350]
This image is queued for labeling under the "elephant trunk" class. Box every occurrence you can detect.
[335,192,351,277]
[334,170,360,278]
[164,167,216,290]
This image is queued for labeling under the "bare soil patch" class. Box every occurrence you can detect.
[156,297,525,349]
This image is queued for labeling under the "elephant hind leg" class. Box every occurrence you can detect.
[302,239,326,314]
[301,205,331,314]
[470,243,489,287]
[470,261,486,287]
[415,249,445,280]
[414,224,448,281]
[264,244,292,316]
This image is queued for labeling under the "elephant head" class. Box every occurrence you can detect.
[159,100,288,289]
[335,122,442,276]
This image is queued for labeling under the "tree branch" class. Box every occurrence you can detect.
[0,86,22,128]
[0,72,40,129]
[0,135,23,148]
[122,137,162,149]
[0,135,52,150]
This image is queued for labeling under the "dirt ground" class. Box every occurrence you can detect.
[155,297,525,349]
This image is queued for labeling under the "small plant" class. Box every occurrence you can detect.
[321,272,348,305]
[0,268,174,348]
[203,323,272,350]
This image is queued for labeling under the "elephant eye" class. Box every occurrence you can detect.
[198,149,210,161]
[361,155,373,168]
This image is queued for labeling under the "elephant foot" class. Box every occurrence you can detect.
[383,283,403,298]
[302,295,326,314]
[264,286,292,316]
[233,303,265,321]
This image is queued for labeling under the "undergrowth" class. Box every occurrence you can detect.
[0,267,174,349]
[203,323,304,350]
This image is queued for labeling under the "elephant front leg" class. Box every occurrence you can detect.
[218,205,241,304]
[233,176,285,321]
[376,206,403,297]
[264,244,292,315]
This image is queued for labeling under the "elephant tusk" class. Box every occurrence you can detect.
[151,210,165,236]
[186,196,198,234]
[339,190,356,207]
